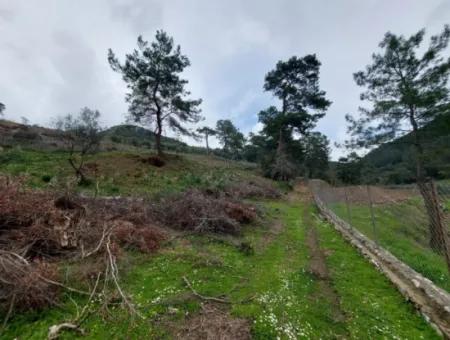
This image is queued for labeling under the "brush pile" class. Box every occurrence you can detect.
[222,178,281,199]
[153,189,257,235]
[0,174,267,333]
[0,176,164,324]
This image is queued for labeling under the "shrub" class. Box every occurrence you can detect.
[41,174,53,183]
[111,135,122,143]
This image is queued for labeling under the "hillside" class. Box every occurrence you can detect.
[362,112,450,184]
[0,119,66,150]
[0,149,439,338]
[102,124,194,152]
[0,120,207,155]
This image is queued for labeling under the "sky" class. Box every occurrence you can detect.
[1,0,449,159]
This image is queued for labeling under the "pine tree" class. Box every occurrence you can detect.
[259,55,331,180]
[197,126,216,154]
[108,30,202,156]
[347,25,450,252]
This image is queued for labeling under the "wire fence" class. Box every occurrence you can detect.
[309,179,450,292]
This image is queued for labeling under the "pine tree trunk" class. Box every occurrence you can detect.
[205,135,210,155]
[410,108,448,253]
[155,113,163,157]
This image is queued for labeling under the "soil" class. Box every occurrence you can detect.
[302,186,348,326]
[287,179,313,203]
[172,303,251,340]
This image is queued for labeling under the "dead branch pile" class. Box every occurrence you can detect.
[0,177,164,325]
[0,252,60,315]
[222,179,281,199]
[152,189,257,235]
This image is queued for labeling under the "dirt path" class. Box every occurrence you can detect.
[303,191,348,327]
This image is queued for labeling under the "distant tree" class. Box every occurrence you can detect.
[21,116,29,125]
[336,152,362,184]
[242,132,269,163]
[108,30,202,156]
[197,126,216,154]
[258,55,331,180]
[0,102,5,116]
[302,132,330,179]
[347,25,450,251]
[215,120,245,159]
[55,107,103,184]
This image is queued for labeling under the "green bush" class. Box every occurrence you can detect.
[41,174,53,183]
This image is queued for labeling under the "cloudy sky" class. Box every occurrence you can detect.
[1,0,449,159]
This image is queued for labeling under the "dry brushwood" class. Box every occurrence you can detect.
[222,180,281,199]
[0,176,163,323]
[152,189,257,235]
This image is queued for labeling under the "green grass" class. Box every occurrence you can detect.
[314,208,438,339]
[3,200,438,339]
[0,148,268,196]
[330,201,450,292]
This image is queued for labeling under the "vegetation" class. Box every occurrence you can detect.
[346,25,450,252]
[215,120,245,160]
[54,107,103,185]
[196,126,216,155]
[0,149,263,196]
[246,55,331,180]
[108,30,202,156]
[361,112,450,184]
[330,199,450,292]
[1,23,449,339]
[0,102,4,116]
[102,124,192,152]
[335,152,363,185]
[2,197,438,339]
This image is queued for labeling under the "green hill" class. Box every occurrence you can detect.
[362,113,450,184]
[0,120,208,155]
[102,124,194,152]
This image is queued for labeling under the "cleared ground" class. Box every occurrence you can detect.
[3,188,438,339]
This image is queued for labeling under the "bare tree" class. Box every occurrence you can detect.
[55,107,103,184]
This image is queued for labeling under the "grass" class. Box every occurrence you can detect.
[3,199,439,339]
[330,200,450,292]
[0,148,268,196]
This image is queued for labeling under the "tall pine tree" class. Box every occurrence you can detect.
[347,25,450,252]
[108,30,202,156]
[260,55,331,179]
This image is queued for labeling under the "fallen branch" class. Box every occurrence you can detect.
[38,276,90,296]
[47,273,101,339]
[48,323,84,340]
[182,276,230,304]
[106,235,144,319]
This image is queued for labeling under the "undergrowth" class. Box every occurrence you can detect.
[2,200,438,339]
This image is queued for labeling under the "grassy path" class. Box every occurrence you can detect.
[3,199,439,339]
